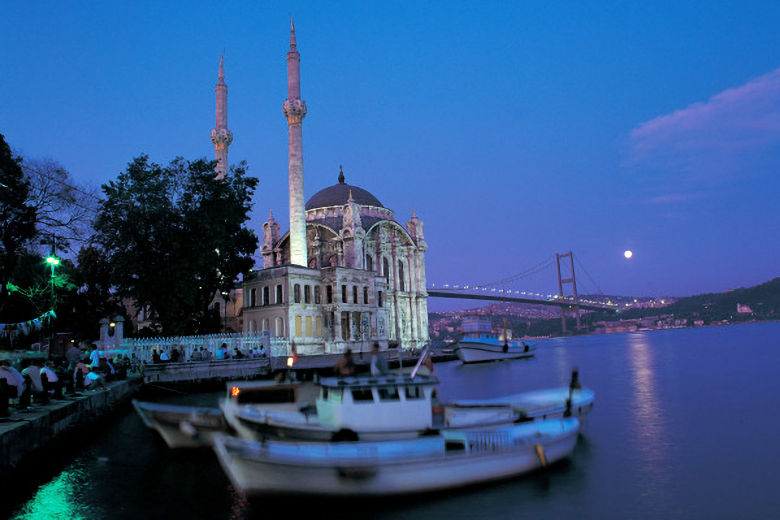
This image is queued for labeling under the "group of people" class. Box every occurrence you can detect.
[0,343,139,413]
[147,343,268,364]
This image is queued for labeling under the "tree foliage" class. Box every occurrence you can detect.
[94,155,258,335]
[0,134,37,291]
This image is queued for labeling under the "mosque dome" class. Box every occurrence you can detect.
[305,166,384,210]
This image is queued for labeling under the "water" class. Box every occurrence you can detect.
[6,322,780,519]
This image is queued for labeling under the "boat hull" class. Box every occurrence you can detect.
[132,400,227,449]
[213,419,580,496]
[455,341,536,363]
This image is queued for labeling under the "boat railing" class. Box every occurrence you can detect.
[462,430,513,452]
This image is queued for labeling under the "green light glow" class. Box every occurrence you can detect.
[13,468,97,520]
[45,256,60,265]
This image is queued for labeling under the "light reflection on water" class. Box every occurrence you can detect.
[625,333,670,496]
[13,464,99,520]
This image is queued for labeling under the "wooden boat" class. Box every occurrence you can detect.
[134,380,301,448]
[224,369,594,442]
[212,417,580,496]
[132,400,227,449]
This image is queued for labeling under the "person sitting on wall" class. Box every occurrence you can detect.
[334,348,355,376]
[171,347,180,362]
[40,360,63,399]
[0,359,25,406]
[21,359,47,403]
[233,348,244,359]
[160,350,170,362]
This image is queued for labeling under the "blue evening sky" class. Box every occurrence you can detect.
[2,1,779,308]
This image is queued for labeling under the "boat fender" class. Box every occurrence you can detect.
[534,443,548,468]
[502,344,508,353]
[331,428,360,442]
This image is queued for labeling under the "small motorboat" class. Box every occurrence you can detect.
[212,417,580,496]
[455,315,536,364]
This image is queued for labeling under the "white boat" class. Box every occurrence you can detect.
[213,417,580,496]
[455,315,536,363]
[223,373,441,442]
[134,380,301,448]
[224,369,594,442]
[455,337,536,363]
[132,400,227,449]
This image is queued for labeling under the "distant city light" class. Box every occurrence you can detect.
[624,250,633,259]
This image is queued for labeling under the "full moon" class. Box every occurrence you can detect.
[624,250,633,259]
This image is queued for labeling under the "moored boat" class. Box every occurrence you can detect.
[224,369,594,441]
[455,337,536,363]
[212,417,580,496]
[132,400,227,449]
[134,380,302,448]
[455,314,536,363]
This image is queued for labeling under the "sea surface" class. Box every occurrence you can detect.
[6,321,780,519]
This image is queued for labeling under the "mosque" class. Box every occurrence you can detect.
[211,22,429,355]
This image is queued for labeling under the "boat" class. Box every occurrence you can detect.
[455,315,536,363]
[212,417,580,496]
[132,400,227,449]
[223,364,594,442]
[134,380,301,448]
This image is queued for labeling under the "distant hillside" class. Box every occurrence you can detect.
[428,277,780,339]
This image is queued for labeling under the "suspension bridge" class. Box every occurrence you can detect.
[426,252,618,333]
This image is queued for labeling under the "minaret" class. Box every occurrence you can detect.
[283,18,308,266]
[210,54,233,180]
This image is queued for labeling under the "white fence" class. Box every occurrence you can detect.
[116,331,291,363]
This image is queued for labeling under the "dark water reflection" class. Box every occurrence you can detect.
[7,322,780,519]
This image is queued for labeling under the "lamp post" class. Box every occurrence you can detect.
[221,290,229,332]
[45,253,60,357]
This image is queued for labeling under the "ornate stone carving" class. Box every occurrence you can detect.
[210,128,234,149]
[283,99,308,125]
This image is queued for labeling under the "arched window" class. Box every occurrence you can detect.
[366,254,373,272]
[304,285,311,304]
[315,316,323,337]
[305,316,313,336]
[326,285,333,304]
[295,315,303,336]
[262,318,269,331]
[314,286,321,304]
[383,258,390,282]
[249,288,257,307]
[294,284,301,303]
[398,261,405,291]
[263,286,270,306]
[275,317,284,337]
[276,284,283,304]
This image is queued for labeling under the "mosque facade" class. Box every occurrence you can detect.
[234,23,429,355]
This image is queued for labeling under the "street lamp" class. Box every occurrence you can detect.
[45,254,60,357]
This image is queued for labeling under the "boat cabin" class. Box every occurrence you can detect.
[316,374,439,432]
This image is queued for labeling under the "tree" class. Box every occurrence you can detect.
[94,155,258,335]
[19,156,99,255]
[0,134,37,297]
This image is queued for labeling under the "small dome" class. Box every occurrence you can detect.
[305,167,384,210]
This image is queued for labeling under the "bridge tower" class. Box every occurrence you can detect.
[556,251,580,334]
